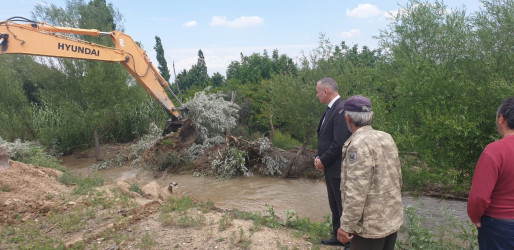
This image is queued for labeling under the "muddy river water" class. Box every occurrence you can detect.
[62,156,470,229]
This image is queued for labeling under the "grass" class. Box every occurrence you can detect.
[272,130,302,150]
[230,206,332,244]
[129,183,141,194]
[160,196,194,213]
[396,206,478,249]
[0,184,10,192]
[58,171,105,195]
[230,228,252,249]
[47,209,83,233]
[218,214,233,231]
[0,222,65,249]
[197,199,216,213]
[159,196,211,228]
[160,209,207,228]
[72,175,105,195]
[138,232,156,249]
[400,154,471,196]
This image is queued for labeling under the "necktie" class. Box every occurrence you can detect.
[322,106,330,125]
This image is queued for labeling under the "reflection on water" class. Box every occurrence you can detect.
[62,156,469,226]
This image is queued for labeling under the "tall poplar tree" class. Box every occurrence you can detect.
[154,36,171,82]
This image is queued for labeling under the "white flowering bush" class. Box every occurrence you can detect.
[1,137,34,160]
[186,143,209,161]
[257,137,288,176]
[0,137,63,170]
[129,123,162,158]
[258,137,273,155]
[261,154,288,176]
[184,91,239,144]
[211,148,250,180]
[92,123,162,170]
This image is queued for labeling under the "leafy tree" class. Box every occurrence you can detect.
[29,0,153,152]
[224,50,298,134]
[271,49,297,76]
[175,49,210,91]
[226,49,297,85]
[0,56,35,140]
[472,0,514,82]
[376,0,513,179]
[211,72,225,87]
[269,74,319,143]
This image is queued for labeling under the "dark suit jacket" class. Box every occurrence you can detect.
[317,97,352,178]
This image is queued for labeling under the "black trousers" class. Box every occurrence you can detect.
[350,232,398,250]
[325,176,342,236]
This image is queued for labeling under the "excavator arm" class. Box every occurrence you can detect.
[0,17,185,132]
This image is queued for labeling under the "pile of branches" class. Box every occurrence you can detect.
[138,90,321,179]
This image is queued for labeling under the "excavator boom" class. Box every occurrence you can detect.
[0,17,183,123]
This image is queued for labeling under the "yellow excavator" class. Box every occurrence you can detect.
[0,17,187,135]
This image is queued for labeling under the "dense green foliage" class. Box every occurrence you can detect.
[0,0,512,191]
[0,0,166,152]
[175,50,210,91]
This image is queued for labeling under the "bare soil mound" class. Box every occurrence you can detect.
[0,156,323,249]
[0,160,70,224]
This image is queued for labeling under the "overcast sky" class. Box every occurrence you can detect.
[2,0,482,79]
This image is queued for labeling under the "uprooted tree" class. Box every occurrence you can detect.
[124,90,318,179]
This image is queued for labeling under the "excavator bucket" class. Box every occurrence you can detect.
[162,118,196,143]
[162,118,194,137]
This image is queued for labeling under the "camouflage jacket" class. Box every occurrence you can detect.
[340,126,403,238]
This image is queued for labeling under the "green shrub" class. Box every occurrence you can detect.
[160,196,194,213]
[230,228,252,249]
[129,183,141,194]
[272,130,301,150]
[219,214,233,231]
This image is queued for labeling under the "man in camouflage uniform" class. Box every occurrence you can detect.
[336,96,403,250]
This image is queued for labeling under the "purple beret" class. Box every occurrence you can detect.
[344,96,372,112]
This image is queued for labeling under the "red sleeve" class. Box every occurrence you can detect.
[467,147,500,223]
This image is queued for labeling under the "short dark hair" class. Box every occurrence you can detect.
[318,77,338,92]
[498,97,514,129]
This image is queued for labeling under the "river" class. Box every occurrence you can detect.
[62,156,470,229]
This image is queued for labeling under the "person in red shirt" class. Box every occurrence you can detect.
[467,96,514,249]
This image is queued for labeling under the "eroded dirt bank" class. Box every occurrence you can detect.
[0,158,336,249]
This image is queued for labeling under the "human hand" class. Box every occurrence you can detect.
[475,222,481,228]
[337,228,354,244]
[314,157,324,171]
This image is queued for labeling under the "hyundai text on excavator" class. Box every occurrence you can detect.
[0,17,188,135]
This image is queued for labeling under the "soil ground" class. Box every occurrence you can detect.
[0,145,341,249]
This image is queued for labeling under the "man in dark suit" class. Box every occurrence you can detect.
[314,77,352,247]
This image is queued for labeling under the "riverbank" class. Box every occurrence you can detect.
[1,140,478,249]
[0,160,327,249]
[0,159,477,249]
[86,140,471,200]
